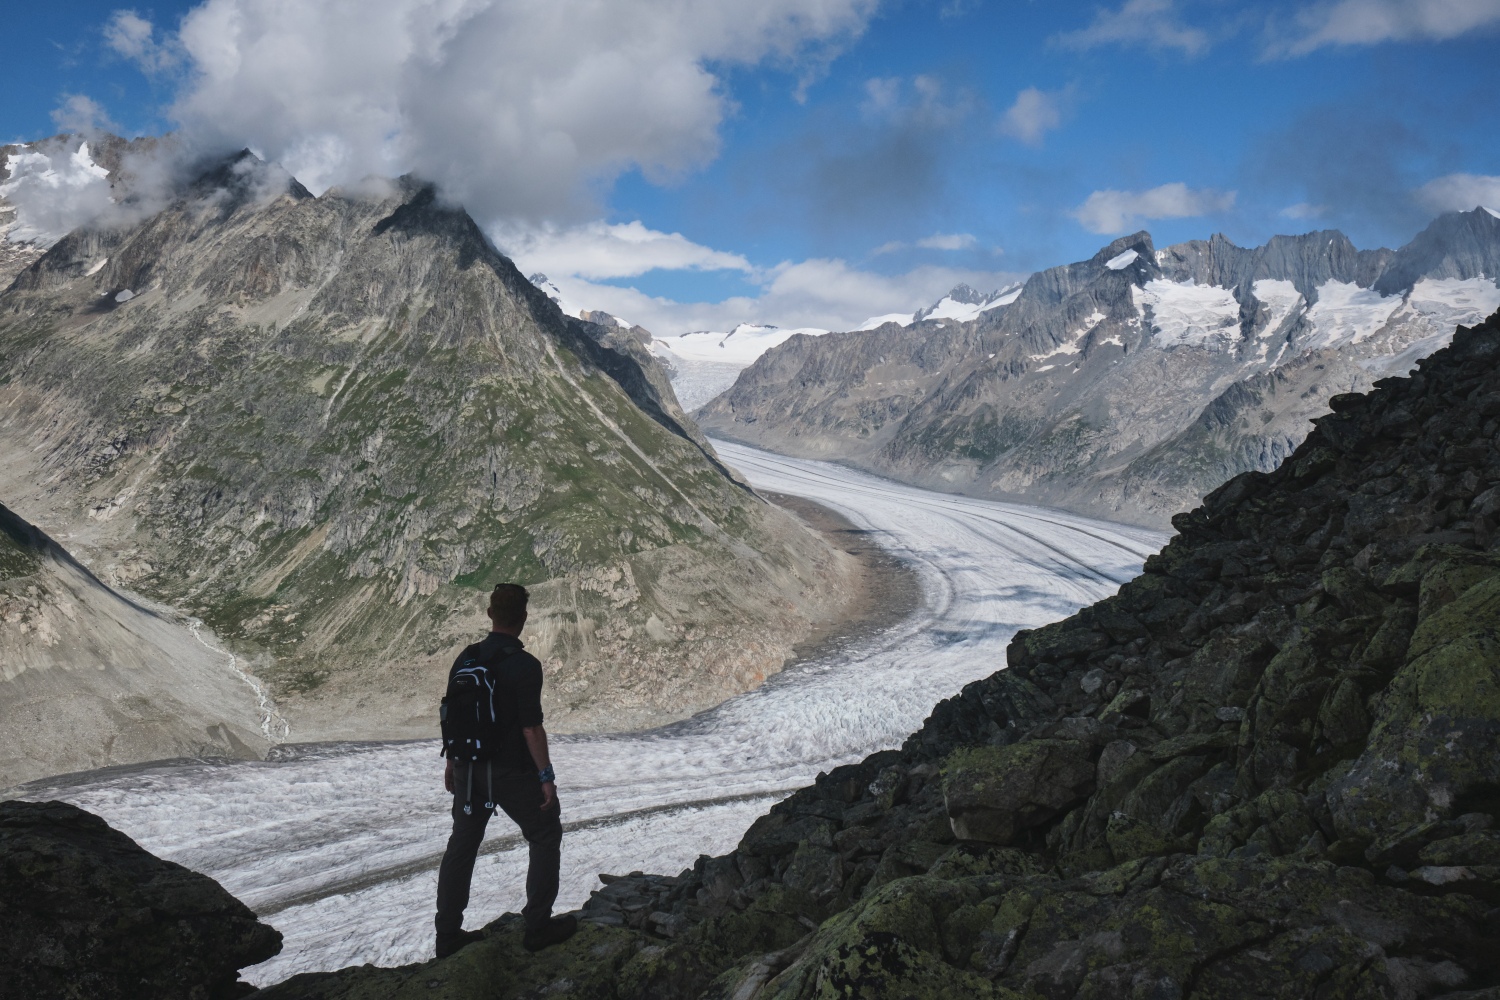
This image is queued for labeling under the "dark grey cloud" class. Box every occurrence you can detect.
[1245,104,1432,247]
[744,74,983,247]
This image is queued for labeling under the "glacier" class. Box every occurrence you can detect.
[24,442,1163,985]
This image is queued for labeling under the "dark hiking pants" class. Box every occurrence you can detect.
[434,763,562,934]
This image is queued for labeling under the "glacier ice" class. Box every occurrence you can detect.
[28,442,1163,985]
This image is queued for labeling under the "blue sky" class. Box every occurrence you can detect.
[4,0,1499,332]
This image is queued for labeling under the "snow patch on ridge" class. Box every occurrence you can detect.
[1250,279,1304,361]
[855,283,1020,332]
[1105,249,1139,270]
[923,292,1014,324]
[857,312,915,331]
[1134,279,1241,351]
[1031,311,1104,363]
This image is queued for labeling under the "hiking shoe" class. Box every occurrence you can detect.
[435,928,485,959]
[522,914,578,952]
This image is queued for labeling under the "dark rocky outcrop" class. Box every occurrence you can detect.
[258,309,1500,998]
[0,799,280,999]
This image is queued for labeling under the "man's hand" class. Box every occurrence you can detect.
[444,758,455,794]
[522,724,556,813]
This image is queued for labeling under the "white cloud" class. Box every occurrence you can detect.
[527,242,1020,336]
[999,86,1071,146]
[858,74,972,128]
[1279,201,1327,220]
[915,232,978,250]
[0,140,116,247]
[870,232,982,255]
[1416,172,1500,213]
[861,77,904,117]
[51,95,120,136]
[1271,0,1500,56]
[105,9,180,73]
[495,221,754,281]
[159,0,876,221]
[1071,182,1236,234]
[1054,0,1211,56]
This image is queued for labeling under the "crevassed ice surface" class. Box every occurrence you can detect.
[1302,280,1400,350]
[1135,279,1241,350]
[651,326,830,409]
[655,355,747,411]
[24,441,1165,986]
[1360,277,1500,375]
[1405,277,1500,333]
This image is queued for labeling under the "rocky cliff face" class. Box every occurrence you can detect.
[0,501,269,788]
[0,799,282,999]
[263,309,1500,998]
[699,212,1500,529]
[0,152,854,743]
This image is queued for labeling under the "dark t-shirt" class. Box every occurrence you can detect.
[449,632,544,772]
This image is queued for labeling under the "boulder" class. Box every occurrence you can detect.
[941,740,1095,844]
[0,800,281,1000]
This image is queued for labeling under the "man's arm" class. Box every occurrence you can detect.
[523,725,556,811]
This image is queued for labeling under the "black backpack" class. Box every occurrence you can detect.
[440,641,521,763]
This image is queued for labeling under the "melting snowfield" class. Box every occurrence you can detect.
[23,442,1164,985]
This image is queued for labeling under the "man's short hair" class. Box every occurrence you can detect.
[489,583,529,628]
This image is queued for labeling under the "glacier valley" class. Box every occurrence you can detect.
[21,441,1163,986]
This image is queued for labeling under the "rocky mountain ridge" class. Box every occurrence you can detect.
[0,148,856,746]
[699,210,1500,528]
[250,307,1500,998]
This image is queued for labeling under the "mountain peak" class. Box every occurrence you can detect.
[1094,231,1154,264]
[188,148,313,204]
[1374,205,1500,295]
[943,283,987,305]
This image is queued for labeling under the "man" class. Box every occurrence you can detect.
[433,583,578,958]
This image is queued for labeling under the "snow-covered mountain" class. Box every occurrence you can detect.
[645,324,827,411]
[652,323,828,365]
[698,209,1500,527]
[856,282,1024,329]
[526,272,588,320]
[644,284,1030,410]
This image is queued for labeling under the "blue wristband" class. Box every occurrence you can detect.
[537,766,555,783]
